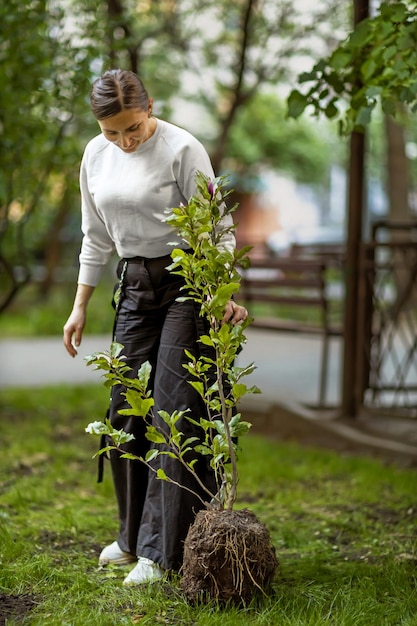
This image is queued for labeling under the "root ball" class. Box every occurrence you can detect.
[181,508,278,604]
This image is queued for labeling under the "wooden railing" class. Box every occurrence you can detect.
[239,256,343,407]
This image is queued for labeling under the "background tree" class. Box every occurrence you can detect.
[287,0,417,230]
[176,0,349,174]
[0,0,190,313]
[72,0,190,113]
[224,92,338,187]
[0,0,95,310]
[287,1,417,133]
[286,0,417,231]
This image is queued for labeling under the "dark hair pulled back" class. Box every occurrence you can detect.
[90,69,149,120]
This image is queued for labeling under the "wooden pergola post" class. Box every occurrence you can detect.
[341,0,370,416]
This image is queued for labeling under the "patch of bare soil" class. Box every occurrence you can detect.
[181,508,278,604]
[0,593,37,625]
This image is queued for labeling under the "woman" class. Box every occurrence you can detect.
[63,69,248,585]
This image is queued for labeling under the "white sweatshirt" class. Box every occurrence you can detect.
[77,118,235,286]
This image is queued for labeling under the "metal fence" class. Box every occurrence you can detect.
[357,221,417,418]
[240,220,417,416]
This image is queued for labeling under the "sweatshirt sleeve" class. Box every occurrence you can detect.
[77,148,115,286]
[174,137,236,254]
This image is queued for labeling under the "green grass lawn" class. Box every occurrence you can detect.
[0,280,115,338]
[0,385,416,625]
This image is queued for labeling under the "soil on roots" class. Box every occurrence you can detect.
[181,508,278,604]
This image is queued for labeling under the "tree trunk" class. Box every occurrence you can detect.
[341,0,369,417]
[210,0,256,174]
[37,185,74,297]
[385,114,410,225]
[384,113,415,312]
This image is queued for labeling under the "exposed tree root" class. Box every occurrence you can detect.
[181,508,278,604]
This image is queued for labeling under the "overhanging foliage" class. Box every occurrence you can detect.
[288,1,417,133]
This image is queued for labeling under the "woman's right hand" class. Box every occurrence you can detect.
[63,308,87,357]
[63,284,95,357]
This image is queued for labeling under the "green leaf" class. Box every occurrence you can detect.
[324,102,339,119]
[365,85,383,98]
[110,342,124,358]
[329,49,351,70]
[314,59,328,73]
[199,335,215,347]
[137,361,153,388]
[232,363,257,378]
[163,451,179,460]
[93,445,117,458]
[157,409,174,425]
[232,383,248,401]
[399,86,415,103]
[326,72,346,96]
[145,449,159,463]
[381,98,397,115]
[120,452,140,461]
[182,436,199,448]
[383,45,398,62]
[393,58,409,76]
[210,283,239,311]
[349,18,372,49]
[110,429,136,445]
[355,106,373,127]
[211,453,224,467]
[145,428,167,445]
[299,70,318,82]
[156,468,169,481]
[229,414,252,437]
[381,1,407,22]
[188,381,205,397]
[119,391,154,417]
[194,444,212,456]
[397,31,414,51]
[287,89,309,119]
[361,58,378,81]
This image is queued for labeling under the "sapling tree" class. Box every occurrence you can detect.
[85,172,259,512]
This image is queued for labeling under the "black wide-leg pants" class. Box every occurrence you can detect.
[108,255,216,571]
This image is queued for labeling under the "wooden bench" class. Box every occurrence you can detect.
[239,256,343,407]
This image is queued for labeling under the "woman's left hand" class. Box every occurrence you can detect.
[221,300,248,325]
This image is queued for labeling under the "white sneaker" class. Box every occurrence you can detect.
[98,541,136,566]
[123,557,164,585]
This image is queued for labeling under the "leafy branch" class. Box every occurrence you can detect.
[287,1,417,134]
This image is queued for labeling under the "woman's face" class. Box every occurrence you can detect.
[97,104,155,153]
